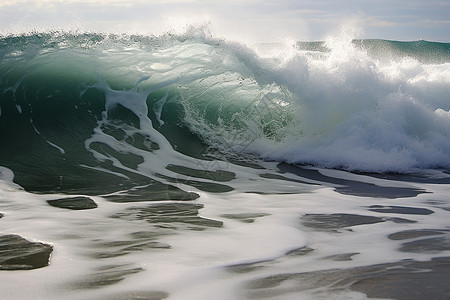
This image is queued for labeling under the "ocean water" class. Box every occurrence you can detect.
[1,30,450,299]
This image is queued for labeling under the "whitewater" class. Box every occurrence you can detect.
[1,28,450,300]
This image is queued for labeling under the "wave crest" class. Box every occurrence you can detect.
[1,32,449,172]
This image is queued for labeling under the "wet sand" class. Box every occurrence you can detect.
[277,163,428,198]
[244,257,450,300]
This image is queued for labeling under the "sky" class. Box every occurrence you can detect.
[0,0,449,42]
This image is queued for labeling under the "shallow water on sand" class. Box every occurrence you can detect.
[1,163,449,300]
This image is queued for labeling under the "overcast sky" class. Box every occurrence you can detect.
[1,0,449,42]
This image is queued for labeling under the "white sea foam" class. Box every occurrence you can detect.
[1,164,449,299]
[169,33,450,172]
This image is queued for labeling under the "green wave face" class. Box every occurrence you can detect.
[0,32,292,193]
[1,32,450,189]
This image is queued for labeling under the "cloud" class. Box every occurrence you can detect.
[366,17,399,27]
[0,0,203,7]
[422,19,450,25]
